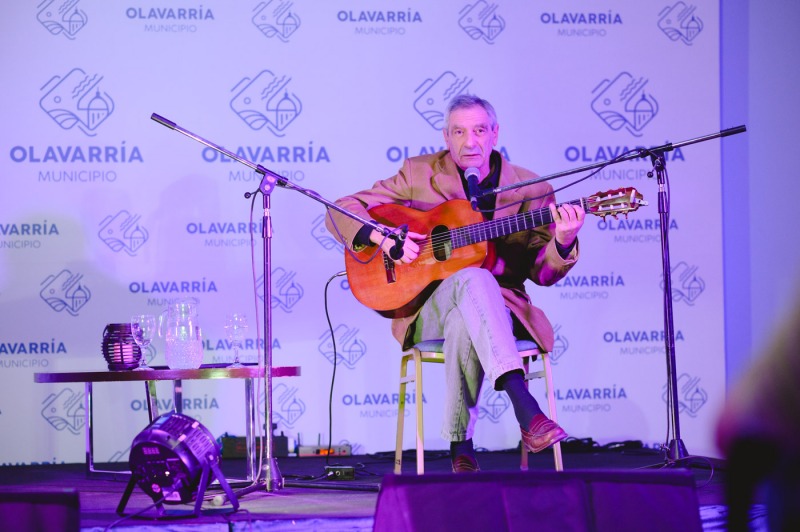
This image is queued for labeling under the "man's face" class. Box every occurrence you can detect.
[443,105,499,178]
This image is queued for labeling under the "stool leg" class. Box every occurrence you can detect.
[520,357,529,471]
[542,352,563,471]
[414,350,425,475]
[395,355,410,475]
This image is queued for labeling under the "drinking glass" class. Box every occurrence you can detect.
[131,314,156,371]
[224,313,248,368]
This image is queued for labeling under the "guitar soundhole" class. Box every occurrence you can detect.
[431,225,452,261]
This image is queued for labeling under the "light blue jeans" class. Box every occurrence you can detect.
[411,268,523,442]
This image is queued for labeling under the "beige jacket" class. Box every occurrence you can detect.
[325,150,579,351]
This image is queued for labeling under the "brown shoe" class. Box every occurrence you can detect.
[451,454,480,473]
[521,414,567,453]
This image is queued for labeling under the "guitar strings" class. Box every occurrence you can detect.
[381,149,645,264]
[387,189,641,264]
[406,199,584,257]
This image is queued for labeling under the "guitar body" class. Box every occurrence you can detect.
[343,187,647,318]
[345,200,487,318]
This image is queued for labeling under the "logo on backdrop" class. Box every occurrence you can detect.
[37,0,88,39]
[41,388,85,434]
[125,4,215,32]
[0,220,60,251]
[318,325,367,369]
[270,267,304,312]
[108,447,131,463]
[550,324,569,365]
[556,271,625,301]
[40,68,114,137]
[605,329,685,356]
[661,261,705,306]
[478,378,511,423]
[555,384,628,413]
[252,0,301,42]
[267,383,306,428]
[311,214,345,253]
[414,71,472,130]
[591,72,659,137]
[539,9,623,38]
[340,439,364,455]
[664,373,708,418]
[40,269,91,316]
[98,211,149,256]
[458,1,506,44]
[230,70,302,137]
[255,268,304,311]
[336,6,422,36]
[596,216,678,245]
[658,2,703,45]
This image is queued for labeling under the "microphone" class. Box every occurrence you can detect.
[388,225,408,261]
[465,166,480,211]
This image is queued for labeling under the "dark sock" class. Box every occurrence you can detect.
[450,438,475,460]
[497,370,543,428]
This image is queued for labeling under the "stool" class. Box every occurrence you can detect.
[394,339,563,474]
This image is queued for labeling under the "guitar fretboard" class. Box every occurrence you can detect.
[450,199,585,248]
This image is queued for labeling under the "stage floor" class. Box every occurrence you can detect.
[0,446,765,531]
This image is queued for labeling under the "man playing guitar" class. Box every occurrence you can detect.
[326,95,585,472]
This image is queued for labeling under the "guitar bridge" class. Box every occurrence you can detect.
[383,253,396,284]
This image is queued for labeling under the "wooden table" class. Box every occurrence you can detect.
[34,364,300,480]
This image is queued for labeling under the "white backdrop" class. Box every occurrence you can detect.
[0,0,724,465]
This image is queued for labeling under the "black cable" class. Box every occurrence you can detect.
[103,493,168,531]
[323,271,347,466]
[472,148,649,215]
[325,208,407,265]
[245,187,267,481]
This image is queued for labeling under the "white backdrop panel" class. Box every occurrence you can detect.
[0,1,723,464]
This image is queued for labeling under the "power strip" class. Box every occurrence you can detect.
[324,465,355,480]
[298,444,352,457]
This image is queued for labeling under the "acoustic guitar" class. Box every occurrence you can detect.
[344,187,646,318]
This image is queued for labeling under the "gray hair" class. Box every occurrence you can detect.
[444,94,498,131]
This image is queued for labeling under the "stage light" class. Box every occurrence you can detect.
[116,412,238,517]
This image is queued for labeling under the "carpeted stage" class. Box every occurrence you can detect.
[0,445,765,531]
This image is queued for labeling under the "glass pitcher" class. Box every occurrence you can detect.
[158,298,203,369]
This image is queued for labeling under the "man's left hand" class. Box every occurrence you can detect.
[549,203,585,249]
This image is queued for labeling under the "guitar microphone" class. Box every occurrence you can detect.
[388,225,408,261]
[466,167,480,211]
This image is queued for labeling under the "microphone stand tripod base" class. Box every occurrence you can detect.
[668,438,690,464]
[261,458,284,491]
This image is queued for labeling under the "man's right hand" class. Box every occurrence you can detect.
[369,227,425,264]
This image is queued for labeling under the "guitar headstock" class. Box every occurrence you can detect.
[585,187,647,219]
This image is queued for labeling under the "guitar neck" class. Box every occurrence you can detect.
[450,198,586,248]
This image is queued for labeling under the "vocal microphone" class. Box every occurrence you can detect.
[389,225,409,261]
[466,166,480,211]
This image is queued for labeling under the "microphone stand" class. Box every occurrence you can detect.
[476,126,746,466]
[149,114,402,493]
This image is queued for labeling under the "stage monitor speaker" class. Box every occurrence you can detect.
[374,469,701,532]
[0,489,80,532]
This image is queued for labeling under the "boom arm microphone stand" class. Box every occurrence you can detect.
[475,125,746,465]
[149,113,402,493]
